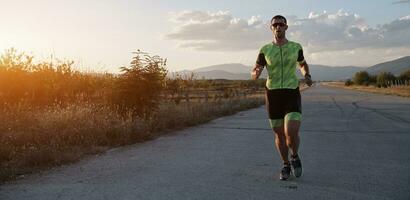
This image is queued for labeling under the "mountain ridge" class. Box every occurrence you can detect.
[172,56,410,80]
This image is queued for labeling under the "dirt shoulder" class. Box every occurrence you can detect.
[322,82,410,98]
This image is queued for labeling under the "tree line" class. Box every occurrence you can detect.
[345,69,410,87]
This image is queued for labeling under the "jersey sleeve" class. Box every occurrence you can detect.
[297,45,305,64]
[256,52,267,66]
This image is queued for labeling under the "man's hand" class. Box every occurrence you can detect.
[251,65,263,80]
[305,74,313,87]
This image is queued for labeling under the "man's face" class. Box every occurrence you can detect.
[271,18,288,38]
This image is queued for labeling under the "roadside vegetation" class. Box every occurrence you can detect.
[0,48,266,183]
[323,70,410,97]
[345,70,410,87]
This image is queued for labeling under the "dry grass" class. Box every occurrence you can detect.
[322,82,410,97]
[0,49,268,184]
[0,95,264,184]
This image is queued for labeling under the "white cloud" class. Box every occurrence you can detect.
[166,10,410,53]
[165,10,410,67]
[166,10,269,51]
[291,10,410,52]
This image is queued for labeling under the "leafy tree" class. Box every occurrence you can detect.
[353,71,370,85]
[369,74,377,84]
[398,69,410,81]
[113,50,167,119]
[376,72,396,88]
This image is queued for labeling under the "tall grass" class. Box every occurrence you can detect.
[0,49,265,183]
[0,97,264,183]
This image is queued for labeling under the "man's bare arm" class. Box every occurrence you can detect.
[299,61,310,76]
[251,63,264,80]
[299,61,312,86]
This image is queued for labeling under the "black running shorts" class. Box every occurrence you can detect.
[265,87,301,119]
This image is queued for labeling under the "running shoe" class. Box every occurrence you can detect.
[291,155,302,178]
[279,165,291,180]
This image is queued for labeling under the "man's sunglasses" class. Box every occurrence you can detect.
[271,23,286,28]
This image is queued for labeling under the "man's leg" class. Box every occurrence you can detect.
[270,119,291,180]
[272,124,288,163]
[284,121,300,155]
[284,112,303,177]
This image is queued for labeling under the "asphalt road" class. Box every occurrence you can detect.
[1,84,409,200]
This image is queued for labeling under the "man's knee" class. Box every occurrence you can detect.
[284,112,301,135]
[273,126,286,141]
[286,123,300,135]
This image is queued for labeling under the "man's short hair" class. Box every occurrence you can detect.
[271,15,287,24]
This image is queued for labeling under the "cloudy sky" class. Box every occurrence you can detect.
[0,0,409,72]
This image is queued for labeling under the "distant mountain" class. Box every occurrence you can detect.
[193,63,250,74]
[173,56,410,80]
[366,56,410,76]
[309,65,364,81]
[191,70,250,80]
[174,63,362,80]
[170,63,253,80]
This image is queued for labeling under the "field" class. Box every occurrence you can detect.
[0,94,265,183]
[0,49,270,183]
[322,82,410,97]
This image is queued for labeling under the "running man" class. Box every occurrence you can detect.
[252,15,312,180]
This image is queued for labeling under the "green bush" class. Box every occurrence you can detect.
[353,71,370,85]
[369,75,377,85]
[113,50,167,119]
[398,69,410,81]
[345,79,353,86]
[376,72,396,88]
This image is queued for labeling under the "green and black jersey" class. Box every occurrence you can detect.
[256,41,305,90]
